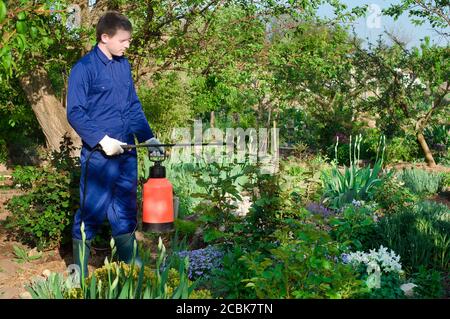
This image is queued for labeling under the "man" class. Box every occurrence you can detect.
[67,11,162,276]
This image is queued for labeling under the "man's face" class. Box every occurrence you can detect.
[101,29,132,57]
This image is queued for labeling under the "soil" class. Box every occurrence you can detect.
[386,162,450,174]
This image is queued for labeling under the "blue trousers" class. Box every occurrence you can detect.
[72,147,138,240]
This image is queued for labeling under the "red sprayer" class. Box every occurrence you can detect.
[122,142,227,233]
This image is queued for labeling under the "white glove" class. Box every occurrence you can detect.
[99,135,126,156]
[146,137,164,156]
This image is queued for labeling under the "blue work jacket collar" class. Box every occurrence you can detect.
[94,44,123,65]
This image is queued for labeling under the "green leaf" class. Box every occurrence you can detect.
[2,49,11,70]
[0,1,6,24]
[203,229,225,242]
[89,274,97,299]
[16,34,26,53]
[16,20,27,34]
[119,280,131,299]
[17,11,26,21]
[30,26,38,39]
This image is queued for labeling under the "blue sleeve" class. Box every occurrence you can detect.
[67,63,106,148]
[126,61,154,142]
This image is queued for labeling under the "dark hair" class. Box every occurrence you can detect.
[96,11,132,43]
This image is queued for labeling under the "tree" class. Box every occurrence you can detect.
[383,0,450,38]
[269,22,371,148]
[353,37,449,167]
[1,0,352,157]
[0,0,84,152]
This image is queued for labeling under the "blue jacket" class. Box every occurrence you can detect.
[67,45,153,148]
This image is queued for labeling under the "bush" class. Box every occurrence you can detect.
[209,245,257,299]
[239,220,364,299]
[139,72,192,142]
[280,157,325,206]
[385,135,420,164]
[397,168,444,196]
[411,266,445,299]
[376,200,450,273]
[5,137,80,250]
[329,200,381,251]
[373,172,418,214]
[424,124,449,165]
[342,245,406,299]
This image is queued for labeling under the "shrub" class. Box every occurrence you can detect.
[239,220,364,299]
[385,135,420,164]
[139,72,192,141]
[5,137,79,250]
[209,245,257,299]
[376,201,450,272]
[373,172,418,214]
[410,266,445,299]
[329,200,381,251]
[342,245,406,299]
[397,168,444,196]
[281,157,325,205]
[424,124,449,165]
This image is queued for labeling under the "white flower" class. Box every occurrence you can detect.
[400,283,417,297]
[344,245,403,278]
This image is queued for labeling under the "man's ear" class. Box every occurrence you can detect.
[100,33,109,44]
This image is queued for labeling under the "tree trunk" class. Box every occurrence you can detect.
[210,111,215,128]
[19,67,82,153]
[417,132,436,167]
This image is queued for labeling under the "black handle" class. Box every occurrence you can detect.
[122,142,230,150]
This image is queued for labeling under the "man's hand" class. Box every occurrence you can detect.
[146,137,164,156]
[99,135,126,156]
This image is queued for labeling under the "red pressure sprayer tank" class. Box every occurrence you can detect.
[122,141,227,233]
[142,160,174,232]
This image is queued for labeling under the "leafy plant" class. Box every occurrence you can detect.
[424,124,449,164]
[329,201,381,251]
[209,245,257,299]
[5,137,80,250]
[280,156,325,206]
[191,155,254,245]
[373,172,418,214]
[376,201,450,272]
[26,272,77,299]
[321,135,387,209]
[240,220,364,299]
[397,168,444,196]
[12,245,42,264]
[411,266,445,299]
[342,245,406,299]
[384,135,420,164]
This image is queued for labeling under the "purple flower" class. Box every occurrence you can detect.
[335,133,349,144]
[341,253,350,264]
[306,202,335,218]
[178,245,224,280]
